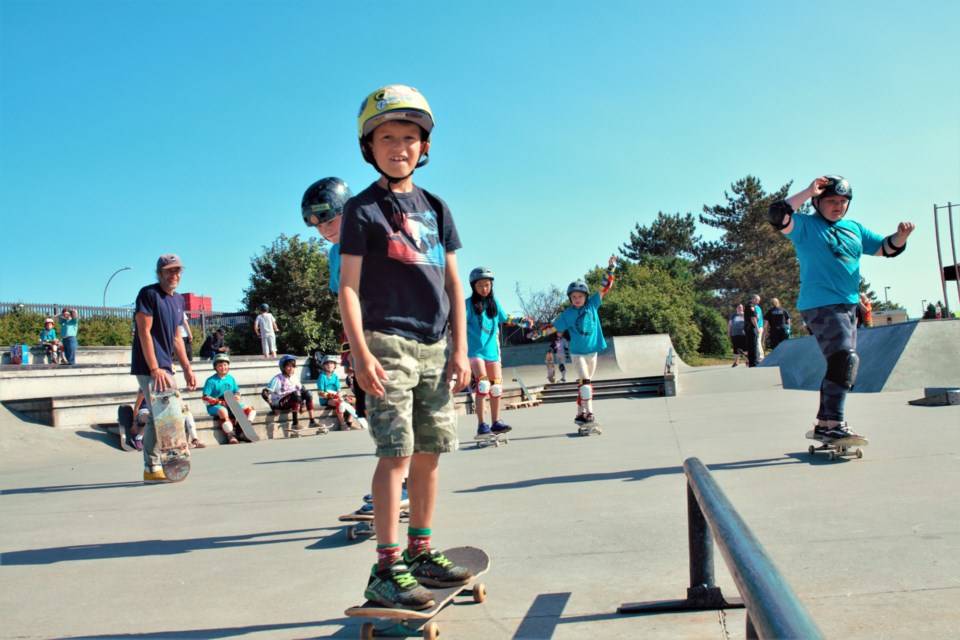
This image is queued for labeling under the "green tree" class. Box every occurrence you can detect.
[620,211,701,264]
[697,175,800,314]
[240,234,340,356]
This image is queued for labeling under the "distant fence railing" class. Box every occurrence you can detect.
[619,457,823,639]
[0,303,253,334]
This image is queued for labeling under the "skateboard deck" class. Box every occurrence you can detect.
[474,427,511,448]
[345,546,490,639]
[117,404,136,452]
[806,430,868,460]
[223,393,260,442]
[575,417,603,437]
[151,389,190,481]
[338,509,410,541]
[282,421,330,437]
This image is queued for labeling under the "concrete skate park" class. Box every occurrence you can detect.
[1,320,958,639]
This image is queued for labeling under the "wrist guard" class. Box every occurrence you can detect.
[766,200,793,230]
[882,235,906,258]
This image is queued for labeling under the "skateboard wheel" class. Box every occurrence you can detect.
[828,451,836,461]
[856,449,863,459]
[347,526,357,541]
[472,582,487,603]
[360,621,376,640]
[808,445,815,455]
[422,621,439,640]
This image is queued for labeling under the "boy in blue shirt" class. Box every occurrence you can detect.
[40,318,65,364]
[528,256,617,424]
[340,84,471,610]
[767,175,914,440]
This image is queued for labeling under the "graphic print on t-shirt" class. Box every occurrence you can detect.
[387,211,446,267]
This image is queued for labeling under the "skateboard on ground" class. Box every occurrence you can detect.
[338,507,410,541]
[223,393,260,442]
[806,430,868,460]
[575,416,602,437]
[345,546,490,639]
[117,404,136,452]
[474,426,511,448]
[150,389,190,481]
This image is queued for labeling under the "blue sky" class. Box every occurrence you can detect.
[2,0,958,321]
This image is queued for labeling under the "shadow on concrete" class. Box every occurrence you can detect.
[254,452,373,466]
[456,457,800,493]
[1,527,331,565]
[67,618,357,639]
[76,426,123,449]
[1,481,142,495]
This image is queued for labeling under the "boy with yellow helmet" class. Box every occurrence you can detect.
[340,84,472,610]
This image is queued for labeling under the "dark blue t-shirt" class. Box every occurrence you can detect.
[340,182,462,344]
[131,283,185,376]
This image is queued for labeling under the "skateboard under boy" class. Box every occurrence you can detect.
[474,426,511,448]
[805,430,868,460]
[223,393,260,442]
[345,546,490,639]
[117,404,136,452]
[575,416,603,437]
[151,389,190,481]
[338,508,410,541]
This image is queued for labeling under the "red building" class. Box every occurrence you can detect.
[182,293,212,312]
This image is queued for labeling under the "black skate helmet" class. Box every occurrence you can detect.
[812,175,853,216]
[566,281,589,297]
[301,177,353,227]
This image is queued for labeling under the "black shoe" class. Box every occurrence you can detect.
[403,548,473,588]
[364,562,434,610]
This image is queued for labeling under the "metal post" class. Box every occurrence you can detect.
[948,203,960,311]
[884,286,890,303]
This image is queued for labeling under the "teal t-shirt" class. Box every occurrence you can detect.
[552,292,607,355]
[328,243,341,294]
[40,328,57,341]
[786,213,885,310]
[60,317,78,338]
[203,373,239,400]
[466,298,508,361]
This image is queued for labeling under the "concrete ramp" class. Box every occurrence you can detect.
[502,334,685,380]
[760,319,960,392]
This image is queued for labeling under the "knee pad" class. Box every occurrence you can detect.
[475,376,490,396]
[490,379,503,398]
[578,379,593,401]
[558,363,566,373]
[826,349,859,390]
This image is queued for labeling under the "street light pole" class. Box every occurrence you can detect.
[103,267,133,309]
[921,299,927,319]
[884,286,891,303]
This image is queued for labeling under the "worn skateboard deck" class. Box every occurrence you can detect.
[223,393,259,441]
[806,430,868,460]
[575,418,603,437]
[117,404,136,452]
[474,430,510,448]
[151,389,190,481]
[282,421,330,437]
[345,546,490,639]
[338,509,410,541]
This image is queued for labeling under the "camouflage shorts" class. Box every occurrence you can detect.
[364,331,459,458]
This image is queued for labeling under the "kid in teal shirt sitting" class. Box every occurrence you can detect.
[201,353,256,444]
[316,355,358,430]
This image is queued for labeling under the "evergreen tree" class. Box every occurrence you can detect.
[620,212,701,263]
[697,175,800,314]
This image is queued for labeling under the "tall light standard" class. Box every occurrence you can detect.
[921,299,927,318]
[884,286,891,303]
[103,267,133,309]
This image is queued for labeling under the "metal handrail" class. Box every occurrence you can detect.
[619,457,823,639]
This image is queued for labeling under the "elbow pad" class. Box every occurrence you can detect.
[882,235,906,258]
[766,200,793,230]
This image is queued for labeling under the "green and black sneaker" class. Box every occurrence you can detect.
[365,562,435,610]
[403,548,473,588]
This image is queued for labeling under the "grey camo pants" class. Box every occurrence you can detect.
[800,304,857,422]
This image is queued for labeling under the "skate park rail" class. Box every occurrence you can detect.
[618,458,823,640]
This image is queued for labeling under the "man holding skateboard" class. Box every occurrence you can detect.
[131,254,197,483]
